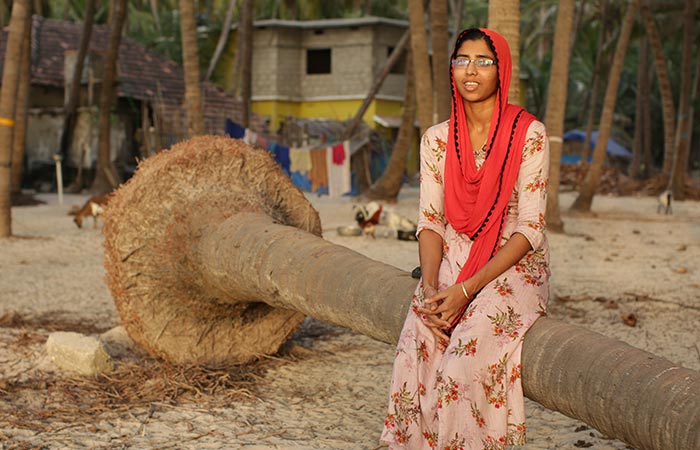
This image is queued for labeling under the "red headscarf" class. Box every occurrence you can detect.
[444,28,536,285]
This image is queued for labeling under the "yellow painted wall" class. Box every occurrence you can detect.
[253,98,404,132]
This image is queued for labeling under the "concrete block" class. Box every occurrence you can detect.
[46,331,114,376]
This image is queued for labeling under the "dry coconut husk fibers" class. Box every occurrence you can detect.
[103,135,322,367]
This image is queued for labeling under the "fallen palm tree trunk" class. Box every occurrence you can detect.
[104,136,698,450]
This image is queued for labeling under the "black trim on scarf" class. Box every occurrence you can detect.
[469,109,525,241]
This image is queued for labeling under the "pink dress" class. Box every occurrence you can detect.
[381,120,550,450]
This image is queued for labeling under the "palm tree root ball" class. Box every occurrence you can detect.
[103,135,323,366]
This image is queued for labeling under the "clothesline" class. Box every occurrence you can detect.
[225,119,352,197]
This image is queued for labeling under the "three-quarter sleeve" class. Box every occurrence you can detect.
[513,121,549,251]
[416,123,448,240]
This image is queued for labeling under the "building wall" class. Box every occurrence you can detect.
[250,22,407,132]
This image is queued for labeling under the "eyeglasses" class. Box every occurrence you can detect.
[451,58,495,70]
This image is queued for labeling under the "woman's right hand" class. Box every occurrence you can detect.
[419,284,451,341]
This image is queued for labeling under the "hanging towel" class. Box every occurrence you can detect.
[326,141,351,197]
[290,147,312,174]
[309,148,328,192]
[256,134,269,149]
[225,119,245,139]
[332,142,345,164]
[274,144,291,175]
[243,129,257,146]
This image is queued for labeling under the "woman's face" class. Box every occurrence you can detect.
[452,37,498,106]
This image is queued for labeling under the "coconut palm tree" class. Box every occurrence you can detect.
[91,0,127,194]
[10,10,32,197]
[59,0,96,192]
[668,0,696,199]
[407,0,432,135]
[238,0,253,128]
[204,0,237,83]
[367,48,416,201]
[544,0,576,233]
[179,0,205,136]
[430,0,450,123]
[640,0,675,177]
[488,0,521,105]
[571,0,640,213]
[0,0,30,237]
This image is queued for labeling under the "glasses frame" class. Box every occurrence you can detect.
[451,58,496,70]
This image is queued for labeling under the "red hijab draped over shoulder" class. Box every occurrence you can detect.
[444,28,536,285]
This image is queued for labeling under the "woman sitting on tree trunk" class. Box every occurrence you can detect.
[381,28,550,449]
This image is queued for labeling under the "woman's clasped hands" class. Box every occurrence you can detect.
[417,281,474,341]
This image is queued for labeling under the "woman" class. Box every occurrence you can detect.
[381,28,550,450]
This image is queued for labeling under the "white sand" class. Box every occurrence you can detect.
[1,188,698,449]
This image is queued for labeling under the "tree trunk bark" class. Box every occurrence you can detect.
[407,0,433,135]
[91,0,126,194]
[630,37,649,179]
[668,0,695,200]
[581,0,609,165]
[10,11,31,195]
[640,0,676,176]
[59,0,96,191]
[487,0,521,105]
[238,0,253,128]
[544,0,575,234]
[0,0,30,237]
[103,136,699,450]
[179,0,205,136]
[448,0,464,50]
[204,0,238,83]
[429,0,450,123]
[571,0,639,213]
[367,49,416,201]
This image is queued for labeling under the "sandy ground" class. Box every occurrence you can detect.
[1,186,699,449]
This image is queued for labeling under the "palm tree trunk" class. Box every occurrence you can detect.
[59,0,96,191]
[91,0,126,194]
[640,0,676,176]
[571,0,640,213]
[487,0,521,105]
[345,29,409,139]
[149,0,161,33]
[581,0,609,165]
[0,0,30,237]
[630,37,649,179]
[407,0,433,135]
[367,49,416,200]
[10,11,31,195]
[179,0,205,136]
[204,0,238,83]
[668,0,695,199]
[103,136,699,450]
[429,0,450,123]
[544,0,576,233]
[238,0,253,128]
[448,0,464,48]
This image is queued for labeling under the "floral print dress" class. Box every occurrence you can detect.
[381,120,550,450]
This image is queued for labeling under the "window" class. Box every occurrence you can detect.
[307,48,331,74]
[388,47,406,74]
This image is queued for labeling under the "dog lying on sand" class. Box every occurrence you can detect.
[352,201,417,241]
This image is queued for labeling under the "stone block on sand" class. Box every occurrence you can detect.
[46,331,114,376]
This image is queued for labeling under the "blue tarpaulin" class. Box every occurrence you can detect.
[562,129,632,159]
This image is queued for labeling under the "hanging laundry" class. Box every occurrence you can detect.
[274,144,291,175]
[290,147,312,174]
[256,134,269,149]
[243,129,257,146]
[225,119,245,139]
[309,148,329,192]
[326,141,351,197]
[332,142,345,164]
